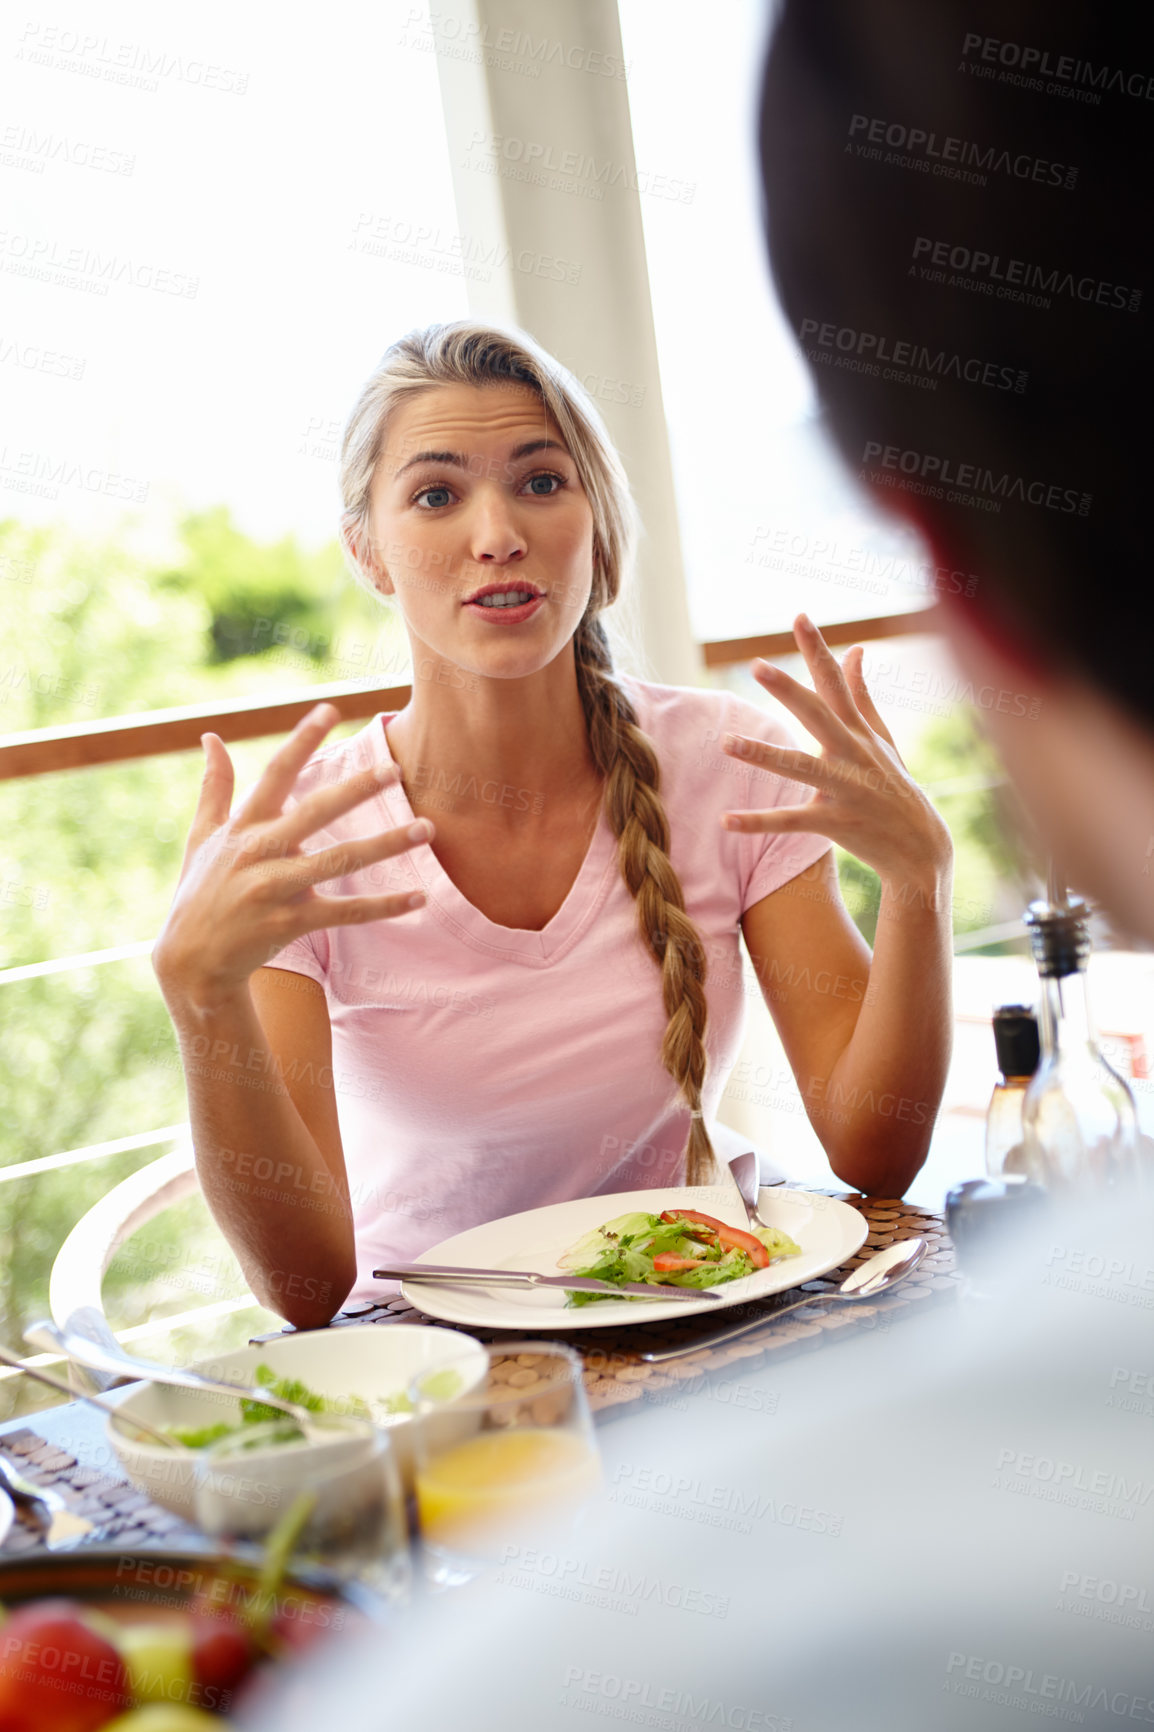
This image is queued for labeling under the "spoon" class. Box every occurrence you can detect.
[0,1341,182,1450]
[726,1150,785,1232]
[27,1313,321,1436]
[0,1453,95,1549]
[638,1236,929,1362]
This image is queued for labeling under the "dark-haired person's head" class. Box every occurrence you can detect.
[760,0,1154,937]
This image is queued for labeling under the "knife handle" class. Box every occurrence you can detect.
[373,1265,533,1287]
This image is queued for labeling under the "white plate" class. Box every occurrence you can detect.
[400,1185,868,1331]
[0,1486,13,1550]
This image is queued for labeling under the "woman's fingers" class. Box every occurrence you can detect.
[304,888,427,928]
[275,759,402,849]
[792,614,863,728]
[843,646,901,755]
[728,622,952,886]
[156,715,436,1006]
[181,734,236,869]
[750,660,861,758]
[724,729,911,803]
[267,817,435,895]
[239,703,342,825]
[721,804,826,834]
[722,734,832,790]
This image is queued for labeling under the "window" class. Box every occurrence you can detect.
[618,0,932,644]
[4,2,467,565]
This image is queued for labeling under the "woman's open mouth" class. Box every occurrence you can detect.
[462,582,546,624]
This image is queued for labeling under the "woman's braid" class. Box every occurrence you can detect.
[575,615,717,1186]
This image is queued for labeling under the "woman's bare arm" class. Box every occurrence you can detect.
[164,970,355,1330]
[724,615,953,1197]
[153,703,432,1329]
[742,848,951,1195]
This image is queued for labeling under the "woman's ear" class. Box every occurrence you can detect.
[343,521,394,597]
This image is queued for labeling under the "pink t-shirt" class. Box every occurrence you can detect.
[266,678,830,1302]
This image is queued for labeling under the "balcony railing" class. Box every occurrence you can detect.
[0,609,936,780]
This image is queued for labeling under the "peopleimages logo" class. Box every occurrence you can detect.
[400,8,631,80]
[848,113,1078,190]
[945,1652,1154,1722]
[0,447,148,503]
[496,1545,730,1619]
[0,124,134,176]
[799,317,1027,394]
[911,236,1142,314]
[0,230,198,299]
[992,1447,1153,1523]
[463,130,696,203]
[960,33,1154,105]
[860,439,1091,517]
[610,1464,843,1538]
[559,1669,791,1731]
[15,22,249,96]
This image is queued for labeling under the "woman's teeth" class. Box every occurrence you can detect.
[475,591,535,607]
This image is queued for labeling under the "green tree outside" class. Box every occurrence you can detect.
[0,512,404,1417]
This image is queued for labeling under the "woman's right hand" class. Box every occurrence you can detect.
[153,702,432,1014]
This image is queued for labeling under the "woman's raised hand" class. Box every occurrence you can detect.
[720,614,951,889]
[153,703,432,1012]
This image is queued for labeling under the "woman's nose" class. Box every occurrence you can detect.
[468,490,527,564]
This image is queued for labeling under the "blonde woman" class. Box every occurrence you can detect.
[153,322,954,1329]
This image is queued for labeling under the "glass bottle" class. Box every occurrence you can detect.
[1021,897,1139,1192]
[984,1005,1040,1181]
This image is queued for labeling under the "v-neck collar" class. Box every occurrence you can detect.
[370,716,619,966]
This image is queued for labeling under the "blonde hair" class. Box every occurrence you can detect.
[339,321,717,1186]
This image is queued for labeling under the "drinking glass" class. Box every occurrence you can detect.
[409,1341,601,1588]
[192,1414,411,1606]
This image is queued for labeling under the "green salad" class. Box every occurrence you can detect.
[558,1206,801,1307]
[165,1362,460,1448]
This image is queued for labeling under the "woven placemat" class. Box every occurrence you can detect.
[297,1188,958,1416]
[0,1434,197,1557]
[0,1191,956,1553]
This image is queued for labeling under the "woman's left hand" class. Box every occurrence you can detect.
[721,613,952,890]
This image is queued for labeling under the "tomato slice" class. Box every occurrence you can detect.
[652,1252,706,1273]
[660,1208,769,1269]
[675,1222,719,1244]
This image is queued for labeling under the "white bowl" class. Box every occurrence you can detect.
[106,1324,488,1519]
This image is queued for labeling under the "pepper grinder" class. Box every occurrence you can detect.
[985,1005,1041,1181]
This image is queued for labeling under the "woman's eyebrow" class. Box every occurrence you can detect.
[394,437,569,478]
[509,437,569,462]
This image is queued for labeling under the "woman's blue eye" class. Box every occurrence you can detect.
[416,472,561,507]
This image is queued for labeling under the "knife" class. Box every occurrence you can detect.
[374,1263,722,1303]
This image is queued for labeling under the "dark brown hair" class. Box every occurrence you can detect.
[761,0,1154,722]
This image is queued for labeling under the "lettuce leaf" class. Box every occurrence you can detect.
[559,1211,801,1305]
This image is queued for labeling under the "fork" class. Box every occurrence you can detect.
[727,1150,785,1231]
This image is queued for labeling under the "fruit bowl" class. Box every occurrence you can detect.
[0,1542,377,1730]
[106,1324,488,1519]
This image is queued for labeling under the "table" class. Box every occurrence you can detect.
[0,1188,957,1555]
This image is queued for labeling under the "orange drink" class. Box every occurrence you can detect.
[409,1342,601,1577]
[417,1426,600,1553]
